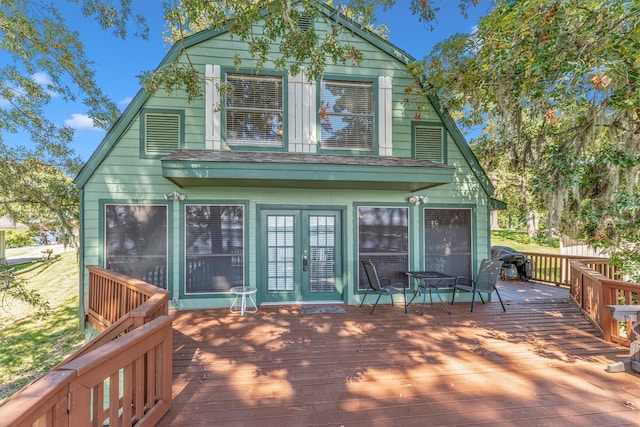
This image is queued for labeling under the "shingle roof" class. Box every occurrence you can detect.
[162,150,453,169]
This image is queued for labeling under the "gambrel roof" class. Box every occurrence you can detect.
[75,1,496,200]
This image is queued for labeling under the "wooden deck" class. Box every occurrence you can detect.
[158,281,640,426]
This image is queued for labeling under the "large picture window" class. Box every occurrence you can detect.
[105,204,167,288]
[358,206,408,290]
[185,205,244,293]
[225,73,284,147]
[320,79,374,151]
[424,208,472,277]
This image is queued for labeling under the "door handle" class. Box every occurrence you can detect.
[303,255,308,271]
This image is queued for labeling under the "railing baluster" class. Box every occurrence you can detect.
[0,266,171,426]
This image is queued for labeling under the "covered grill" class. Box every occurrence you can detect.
[491,245,532,280]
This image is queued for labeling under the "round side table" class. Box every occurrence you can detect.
[230,286,257,316]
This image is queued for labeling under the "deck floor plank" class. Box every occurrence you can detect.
[158,281,640,426]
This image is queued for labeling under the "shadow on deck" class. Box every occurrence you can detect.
[159,281,640,426]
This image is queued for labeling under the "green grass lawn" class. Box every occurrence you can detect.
[0,250,84,402]
[491,229,560,254]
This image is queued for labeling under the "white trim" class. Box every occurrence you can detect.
[378,75,393,156]
[289,70,317,153]
[205,64,221,150]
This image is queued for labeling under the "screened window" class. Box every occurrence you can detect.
[424,208,472,277]
[105,204,167,288]
[358,207,409,290]
[225,73,284,147]
[320,79,374,151]
[185,205,244,293]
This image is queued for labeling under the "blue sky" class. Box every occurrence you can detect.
[4,1,490,161]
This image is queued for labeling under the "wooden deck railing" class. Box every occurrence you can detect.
[0,266,172,427]
[521,251,620,286]
[86,265,169,332]
[505,252,637,348]
[569,259,639,345]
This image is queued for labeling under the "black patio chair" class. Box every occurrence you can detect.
[451,259,505,312]
[360,259,407,315]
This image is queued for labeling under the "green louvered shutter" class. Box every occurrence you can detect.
[145,113,181,154]
[414,125,443,163]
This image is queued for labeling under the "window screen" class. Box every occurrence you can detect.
[358,207,409,290]
[105,204,167,288]
[226,73,283,147]
[185,205,244,293]
[424,208,472,277]
[320,80,374,151]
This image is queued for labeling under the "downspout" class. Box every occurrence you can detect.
[78,188,86,330]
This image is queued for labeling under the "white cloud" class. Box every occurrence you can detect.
[32,72,52,86]
[65,113,101,131]
[32,72,58,97]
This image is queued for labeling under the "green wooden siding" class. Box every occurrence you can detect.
[76,6,494,312]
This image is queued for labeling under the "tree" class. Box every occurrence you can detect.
[5,0,638,276]
[416,1,640,264]
[0,262,50,318]
[143,0,481,99]
[0,0,150,236]
[1,0,150,309]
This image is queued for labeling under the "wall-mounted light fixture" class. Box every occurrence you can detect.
[408,195,429,206]
[164,191,186,201]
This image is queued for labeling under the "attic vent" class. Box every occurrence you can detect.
[414,125,444,163]
[298,14,312,31]
[145,113,180,154]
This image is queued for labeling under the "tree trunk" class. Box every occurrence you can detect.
[526,211,539,238]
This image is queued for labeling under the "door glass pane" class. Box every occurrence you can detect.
[424,208,472,277]
[105,204,167,288]
[358,207,409,290]
[309,215,336,292]
[267,215,295,292]
[185,205,244,293]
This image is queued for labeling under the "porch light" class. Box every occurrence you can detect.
[408,195,429,206]
[164,191,186,201]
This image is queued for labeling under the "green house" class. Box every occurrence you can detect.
[75,3,500,316]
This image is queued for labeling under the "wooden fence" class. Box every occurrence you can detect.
[0,266,171,427]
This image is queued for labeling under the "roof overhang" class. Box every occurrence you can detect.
[161,151,455,191]
[490,198,507,210]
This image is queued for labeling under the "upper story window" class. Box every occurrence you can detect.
[225,73,284,148]
[320,79,374,151]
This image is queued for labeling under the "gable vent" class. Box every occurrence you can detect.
[414,125,443,163]
[145,113,180,154]
[298,14,312,32]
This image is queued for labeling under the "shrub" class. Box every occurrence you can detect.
[5,232,33,248]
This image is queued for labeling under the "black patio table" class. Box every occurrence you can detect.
[405,271,456,315]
